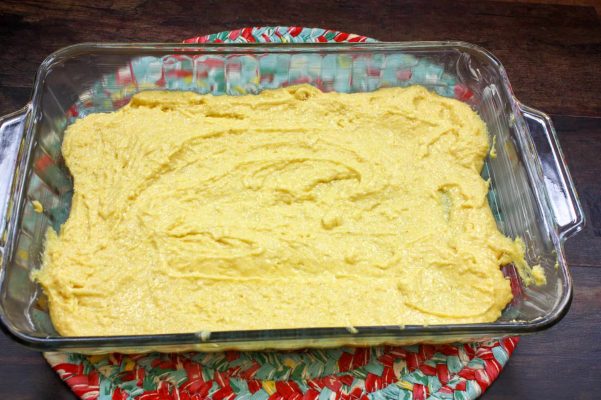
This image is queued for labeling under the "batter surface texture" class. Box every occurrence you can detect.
[35,85,526,336]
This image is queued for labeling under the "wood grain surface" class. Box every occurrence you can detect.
[0,1,600,399]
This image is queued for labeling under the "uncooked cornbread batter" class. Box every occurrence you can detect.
[35,85,533,336]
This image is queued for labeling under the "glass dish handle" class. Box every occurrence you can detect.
[520,104,585,240]
[0,106,30,246]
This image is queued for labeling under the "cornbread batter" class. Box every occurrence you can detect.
[35,85,532,336]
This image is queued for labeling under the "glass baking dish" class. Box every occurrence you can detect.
[0,42,584,353]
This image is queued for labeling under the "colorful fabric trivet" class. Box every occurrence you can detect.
[44,27,518,400]
[45,338,519,400]
[182,26,373,44]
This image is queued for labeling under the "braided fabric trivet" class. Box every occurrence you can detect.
[45,337,518,400]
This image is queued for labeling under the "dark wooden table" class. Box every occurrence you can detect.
[1,1,600,398]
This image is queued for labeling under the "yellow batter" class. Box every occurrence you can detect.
[35,85,531,336]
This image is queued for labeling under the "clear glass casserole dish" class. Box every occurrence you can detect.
[0,42,584,353]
